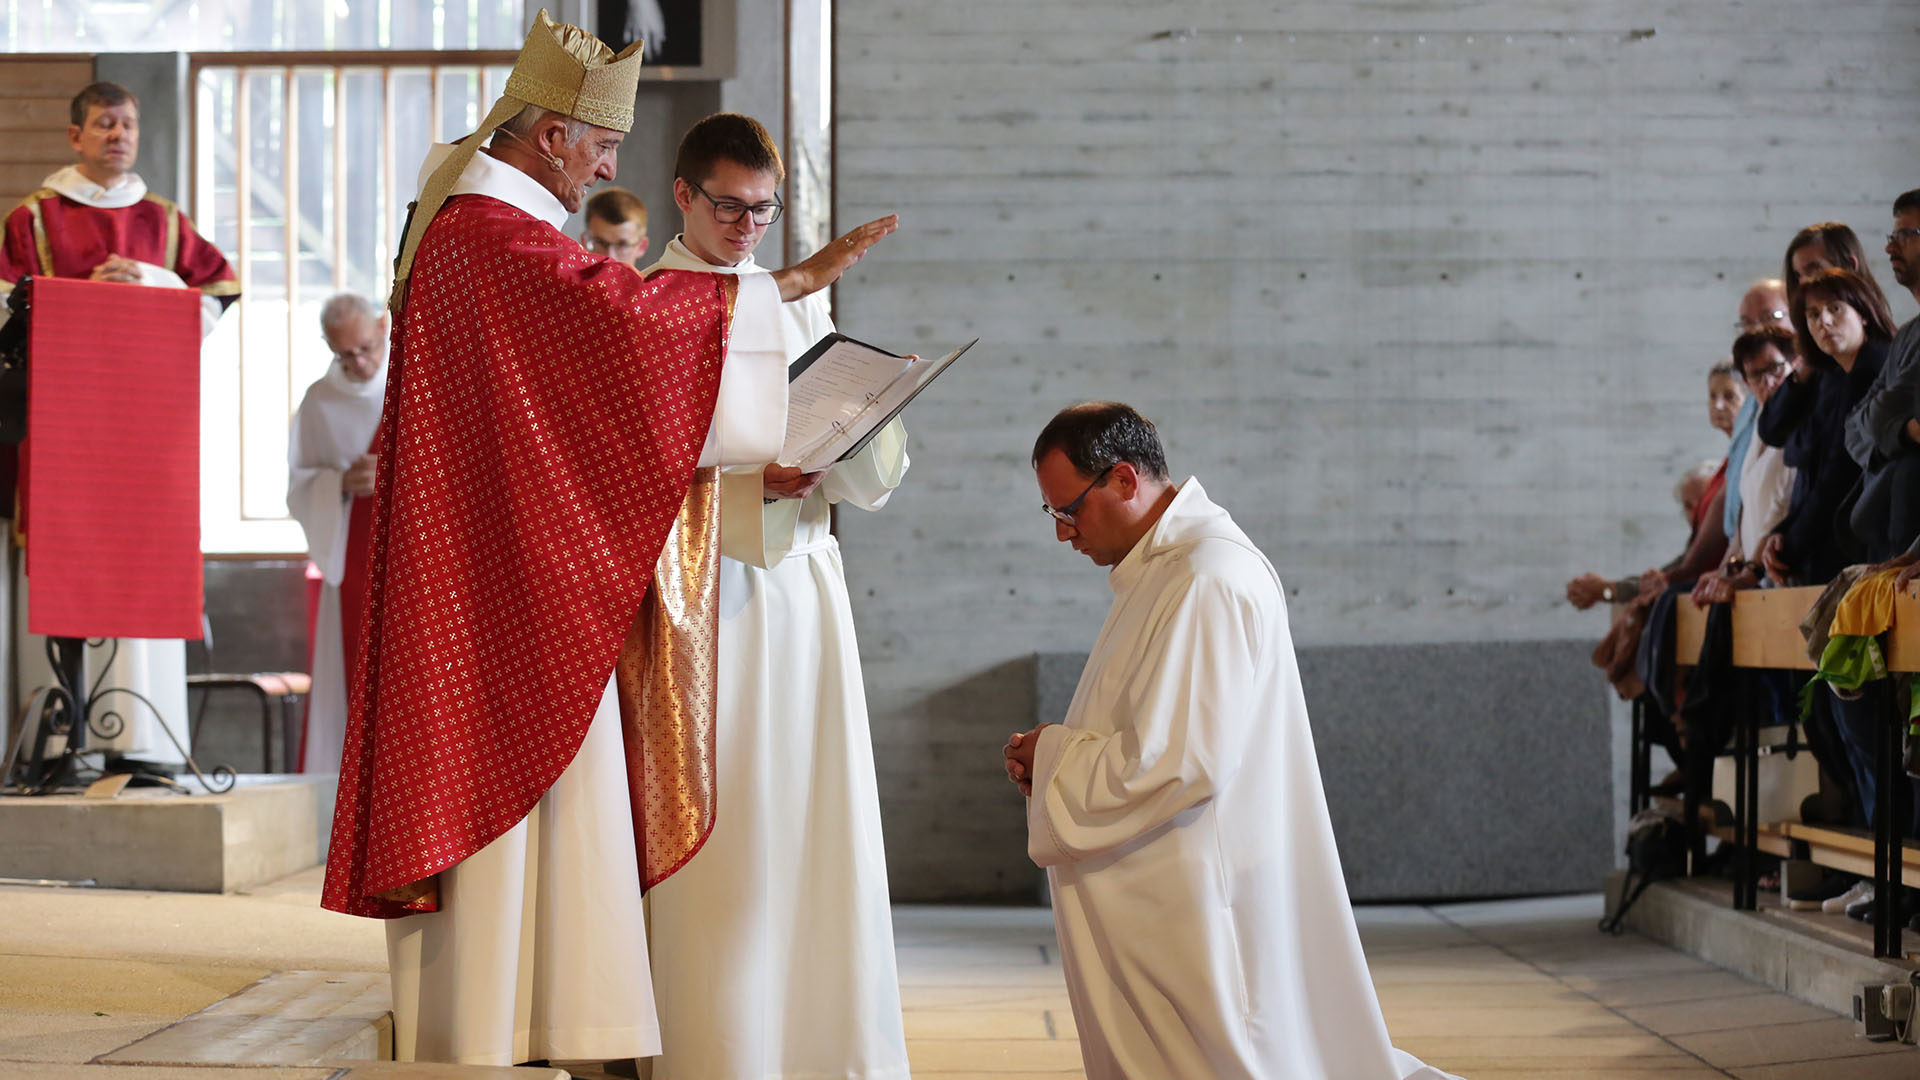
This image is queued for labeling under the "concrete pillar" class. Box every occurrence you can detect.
[92,53,188,205]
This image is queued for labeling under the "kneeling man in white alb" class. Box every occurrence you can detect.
[1005,402,1463,1080]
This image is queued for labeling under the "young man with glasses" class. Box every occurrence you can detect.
[1006,402,1457,1080]
[579,186,649,267]
[641,112,911,1080]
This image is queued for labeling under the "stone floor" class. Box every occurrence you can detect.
[0,872,1914,1078]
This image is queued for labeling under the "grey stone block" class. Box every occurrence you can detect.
[1036,638,1610,901]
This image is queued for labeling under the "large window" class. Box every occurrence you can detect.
[194,54,511,552]
[2,0,531,52]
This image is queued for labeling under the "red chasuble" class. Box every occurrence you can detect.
[0,189,239,301]
[321,194,736,919]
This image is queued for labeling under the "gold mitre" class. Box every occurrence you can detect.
[504,9,644,133]
[389,9,643,309]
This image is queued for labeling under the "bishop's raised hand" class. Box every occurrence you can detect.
[772,215,900,302]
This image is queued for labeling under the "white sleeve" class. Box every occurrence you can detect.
[821,417,909,511]
[697,272,787,467]
[129,259,222,339]
[1026,574,1264,868]
[717,464,803,570]
[286,406,351,584]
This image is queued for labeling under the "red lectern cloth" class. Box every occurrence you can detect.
[24,277,201,639]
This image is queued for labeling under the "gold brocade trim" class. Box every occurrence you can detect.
[198,280,242,296]
[25,195,54,277]
[140,193,181,269]
[617,467,720,890]
[374,877,439,908]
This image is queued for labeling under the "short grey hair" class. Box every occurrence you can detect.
[492,104,592,149]
[319,292,382,333]
[1673,459,1720,507]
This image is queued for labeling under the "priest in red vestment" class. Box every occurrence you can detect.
[0,81,238,334]
[319,9,894,1068]
[1,80,239,774]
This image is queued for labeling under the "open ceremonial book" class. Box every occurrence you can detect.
[780,334,975,472]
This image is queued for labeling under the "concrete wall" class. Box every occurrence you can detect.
[833,3,1920,898]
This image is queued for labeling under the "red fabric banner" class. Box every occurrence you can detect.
[24,276,202,639]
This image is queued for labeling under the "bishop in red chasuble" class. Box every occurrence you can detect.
[320,9,894,1068]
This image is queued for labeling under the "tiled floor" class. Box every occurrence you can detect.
[895,894,1920,1079]
[3,872,1917,1078]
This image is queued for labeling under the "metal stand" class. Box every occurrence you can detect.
[1630,696,1651,814]
[1730,670,1760,911]
[1873,678,1904,959]
[1,636,234,795]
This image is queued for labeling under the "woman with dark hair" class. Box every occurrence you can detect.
[1756,267,1896,586]
[1782,222,1871,311]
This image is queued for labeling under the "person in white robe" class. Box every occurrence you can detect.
[639,112,909,1079]
[1006,402,1461,1080]
[381,98,897,1067]
[285,293,387,777]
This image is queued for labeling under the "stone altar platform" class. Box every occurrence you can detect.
[0,774,334,893]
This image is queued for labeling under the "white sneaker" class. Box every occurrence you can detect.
[1823,880,1873,914]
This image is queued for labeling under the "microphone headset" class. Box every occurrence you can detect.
[497,127,585,206]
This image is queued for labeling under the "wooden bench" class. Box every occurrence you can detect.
[187,672,313,773]
[1660,585,1915,958]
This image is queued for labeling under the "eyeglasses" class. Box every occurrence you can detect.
[1736,310,1787,331]
[1740,360,1787,383]
[333,342,379,364]
[585,235,643,255]
[1041,466,1113,526]
[1888,228,1920,246]
[687,180,784,226]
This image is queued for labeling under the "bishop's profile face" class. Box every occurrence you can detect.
[69,102,139,184]
[547,123,625,215]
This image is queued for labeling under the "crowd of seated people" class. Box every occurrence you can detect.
[1568,191,1920,929]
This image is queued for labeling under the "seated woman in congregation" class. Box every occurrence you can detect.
[1755,267,1896,587]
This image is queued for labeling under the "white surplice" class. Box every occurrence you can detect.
[641,237,910,1079]
[286,361,387,777]
[1028,479,1460,1080]
[383,151,788,1068]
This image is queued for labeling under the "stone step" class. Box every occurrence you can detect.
[0,774,334,893]
[97,970,391,1067]
[25,1065,567,1078]
[1614,872,1920,1014]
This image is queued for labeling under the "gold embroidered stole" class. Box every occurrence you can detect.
[617,466,721,888]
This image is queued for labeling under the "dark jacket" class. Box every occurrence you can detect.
[1757,337,1888,584]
